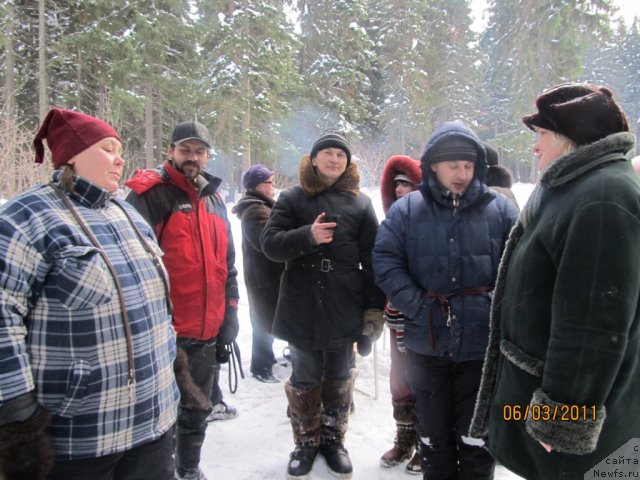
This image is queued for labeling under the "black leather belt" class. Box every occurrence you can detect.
[287,259,359,273]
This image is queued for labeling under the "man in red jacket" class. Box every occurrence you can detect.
[125,121,239,480]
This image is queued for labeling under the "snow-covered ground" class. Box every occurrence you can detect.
[201,183,534,479]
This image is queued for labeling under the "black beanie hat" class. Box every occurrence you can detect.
[310,129,352,165]
[425,136,478,166]
[523,82,629,146]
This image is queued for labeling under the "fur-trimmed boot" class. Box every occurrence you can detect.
[319,378,354,478]
[285,381,322,480]
[380,400,421,474]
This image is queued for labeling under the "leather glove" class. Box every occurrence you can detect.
[217,302,239,346]
[0,406,54,480]
[215,342,231,364]
[216,301,239,364]
[362,308,385,342]
[356,334,373,357]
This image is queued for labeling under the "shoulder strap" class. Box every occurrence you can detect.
[49,183,141,399]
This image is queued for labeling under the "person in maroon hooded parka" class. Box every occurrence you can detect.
[377,155,423,474]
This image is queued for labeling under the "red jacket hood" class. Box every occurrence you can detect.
[381,155,422,214]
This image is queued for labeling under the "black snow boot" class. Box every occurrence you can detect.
[285,381,323,479]
[287,445,319,479]
[320,378,354,478]
[319,442,353,478]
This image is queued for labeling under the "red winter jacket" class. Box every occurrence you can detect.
[125,161,238,340]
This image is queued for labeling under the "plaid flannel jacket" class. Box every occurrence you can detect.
[0,172,179,460]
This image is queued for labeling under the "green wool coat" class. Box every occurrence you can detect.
[470,132,640,480]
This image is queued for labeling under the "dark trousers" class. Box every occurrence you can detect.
[289,343,352,388]
[247,286,277,375]
[48,428,174,480]
[176,337,217,475]
[210,363,223,405]
[406,352,494,480]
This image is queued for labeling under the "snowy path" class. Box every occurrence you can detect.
[197,186,531,479]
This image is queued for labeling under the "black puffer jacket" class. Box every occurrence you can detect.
[260,156,384,350]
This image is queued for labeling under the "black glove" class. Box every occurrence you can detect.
[216,301,239,365]
[215,342,232,364]
[0,406,54,480]
[217,304,239,347]
[356,334,373,357]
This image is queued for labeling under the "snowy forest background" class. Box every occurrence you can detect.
[1,0,639,199]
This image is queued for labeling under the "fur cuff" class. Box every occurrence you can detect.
[0,407,54,479]
[173,347,212,412]
[525,388,606,455]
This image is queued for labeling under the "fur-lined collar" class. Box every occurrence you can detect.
[380,155,422,214]
[298,154,360,197]
[541,132,636,189]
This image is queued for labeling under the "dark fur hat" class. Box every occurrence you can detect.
[523,82,629,146]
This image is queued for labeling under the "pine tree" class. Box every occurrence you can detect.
[296,0,374,133]
[479,0,614,180]
[197,0,301,187]
[367,0,434,157]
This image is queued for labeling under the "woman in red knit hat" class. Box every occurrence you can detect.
[0,108,179,480]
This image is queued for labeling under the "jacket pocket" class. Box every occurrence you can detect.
[56,359,91,418]
[46,246,113,310]
[500,339,544,377]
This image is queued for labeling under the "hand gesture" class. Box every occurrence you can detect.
[310,213,337,245]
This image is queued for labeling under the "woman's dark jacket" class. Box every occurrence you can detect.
[260,156,384,350]
[231,190,283,331]
[373,122,518,362]
[470,132,640,480]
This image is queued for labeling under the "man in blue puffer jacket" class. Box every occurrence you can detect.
[373,121,517,480]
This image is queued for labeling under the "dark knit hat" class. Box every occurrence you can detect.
[523,82,629,146]
[170,120,211,148]
[241,164,274,190]
[425,136,478,165]
[310,129,352,164]
[34,108,121,169]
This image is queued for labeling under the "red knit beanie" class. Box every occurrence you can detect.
[34,108,121,168]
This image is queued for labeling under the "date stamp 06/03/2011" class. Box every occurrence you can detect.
[501,404,597,422]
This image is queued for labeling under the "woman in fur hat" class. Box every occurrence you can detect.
[0,108,178,479]
[260,130,385,479]
[470,83,640,479]
[377,155,423,475]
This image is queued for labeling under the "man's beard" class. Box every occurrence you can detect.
[174,160,200,179]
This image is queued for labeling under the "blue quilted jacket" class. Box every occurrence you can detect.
[373,122,518,361]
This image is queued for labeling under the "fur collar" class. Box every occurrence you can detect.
[541,132,635,189]
[298,154,360,197]
[521,132,635,229]
[380,155,422,214]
